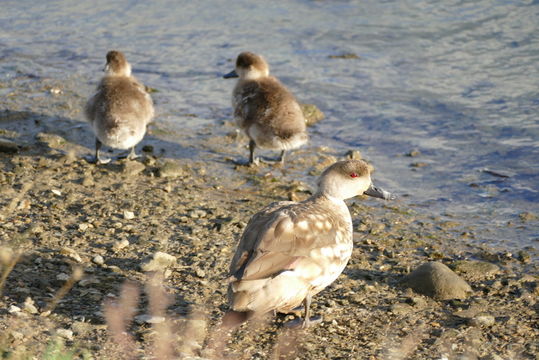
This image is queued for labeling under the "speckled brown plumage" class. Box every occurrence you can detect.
[225,160,393,328]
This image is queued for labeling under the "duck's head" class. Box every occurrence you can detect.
[223,52,269,80]
[317,160,394,201]
[104,50,131,77]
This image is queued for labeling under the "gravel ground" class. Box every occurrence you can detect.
[0,76,538,360]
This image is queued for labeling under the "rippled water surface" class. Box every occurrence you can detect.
[1,0,538,251]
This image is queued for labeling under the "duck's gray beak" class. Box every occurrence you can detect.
[363,184,395,200]
[223,70,239,79]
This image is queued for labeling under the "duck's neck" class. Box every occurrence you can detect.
[310,193,353,234]
[312,192,350,214]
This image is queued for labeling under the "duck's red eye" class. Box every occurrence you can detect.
[350,172,359,178]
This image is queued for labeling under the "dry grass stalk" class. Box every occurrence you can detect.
[6,182,33,214]
[0,247,22,296]
[271,327,301,360]
[146,273,174,360]
[381,324,427,360]
[41,266,83,316]
[103,281,140,359]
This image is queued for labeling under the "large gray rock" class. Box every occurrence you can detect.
[403,262,472,300]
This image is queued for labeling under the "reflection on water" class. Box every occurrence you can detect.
[1,0,538,251]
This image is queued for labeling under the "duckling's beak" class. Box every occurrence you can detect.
[363,184,395,200]
[223,70,239,79]
[103,64,109,72]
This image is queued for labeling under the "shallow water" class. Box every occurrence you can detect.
[1,0,538,252]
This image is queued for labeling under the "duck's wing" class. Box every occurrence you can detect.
[229,201,344,282]
[84,83,105,123]
[229,201,292,275]
[233,81,264,125]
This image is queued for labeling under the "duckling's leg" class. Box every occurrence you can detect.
[278,150,286,165]
[87,138,111,164]
[259,150,286,166]
[116,146,140,161]
[249,140,260,166]
[127,146,139,160]
[233,140,259,166]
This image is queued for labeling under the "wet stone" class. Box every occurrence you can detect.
[406,149,421,157]
[403,261,472,300]
[300,103,325,126]
[328,52,359,59]
[142,145,154,153]
[453,260,500,281]
[157,161,187,178]
[517,250,531,263]
[390,302,414,315]
[519,212,537,222]
[468,313,496,327]
[0,138,19,153]
[36,133,66,148]
[121,161,146,176]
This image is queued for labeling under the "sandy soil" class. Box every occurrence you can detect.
[0,76,538,360]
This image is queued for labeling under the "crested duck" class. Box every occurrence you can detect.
[224,159,394,328]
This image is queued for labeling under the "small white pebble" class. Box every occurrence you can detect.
[8,305,21,314]
[56,329,73,341]
[113,239,129,251]
[123,210,135,220]
[56,273,70,281]
[92,255,104,265]
[49,87,63,95]
[23,298,38,314]
[51,189,62,196]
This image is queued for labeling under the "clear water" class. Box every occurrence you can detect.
[1,0,538,252]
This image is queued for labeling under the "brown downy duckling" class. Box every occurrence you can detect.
[224,51,308,166]
[85,50,154,164]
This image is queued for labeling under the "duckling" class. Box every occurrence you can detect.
[84,50,154,164]
[224,159,394,329]
[223,52,308,166]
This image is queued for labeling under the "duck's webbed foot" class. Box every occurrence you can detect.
[86,138,111,164]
